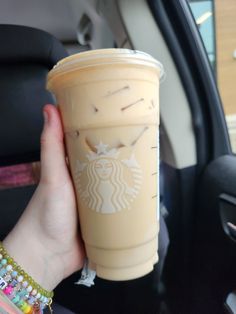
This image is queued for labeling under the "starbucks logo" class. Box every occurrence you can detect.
[75,142,142,214]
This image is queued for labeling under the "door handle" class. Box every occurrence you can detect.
[227,222,236,239]
[219,194,236,241]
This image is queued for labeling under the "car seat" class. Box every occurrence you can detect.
[0,24,67,238]
[0,24,75,313]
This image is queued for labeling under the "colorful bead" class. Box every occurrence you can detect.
[18,289,27,297]
[31,289,37,296]
[0,268,7,276]
[11,279,18,286]
[22,281,28,288]
[36,292,41,299]
[3,285,14,295]
[33,303,40,312]
[24,305,33,314]
[17,299,24,307]
[12,295,20,303]
[27,296,36,305]
[6,265,12,272]
[17,275,23,282]
[8,292,16,300]
[1,259,7,265]
[40,302,46,310]
[4,274,12,282]
[21,290,28,298]
[11,271,18,278]
[0,276,7,290]
[15,283,22,292]
[26,285,33,293]
[20,301,28,311]
[43,297,48,304]
[0,241,54,309]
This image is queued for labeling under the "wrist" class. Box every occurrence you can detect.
[2,225,64,291]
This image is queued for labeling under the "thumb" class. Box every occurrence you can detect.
[40,104,69,185]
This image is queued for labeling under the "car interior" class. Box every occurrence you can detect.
[0,1,236,314]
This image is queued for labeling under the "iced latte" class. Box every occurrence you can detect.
[47,49,163,280]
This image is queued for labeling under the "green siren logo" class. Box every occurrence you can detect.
[75,142,142,214]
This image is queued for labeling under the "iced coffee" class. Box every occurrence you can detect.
[47,49,163,280]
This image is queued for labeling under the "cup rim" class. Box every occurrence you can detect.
[47,48,164,86]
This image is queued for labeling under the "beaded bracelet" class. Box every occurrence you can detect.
[0,242,53,313]
[0,290,23,314]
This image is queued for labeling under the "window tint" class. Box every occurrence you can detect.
[188,0,216,70]
[188,0,236,153]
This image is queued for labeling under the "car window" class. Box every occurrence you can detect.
[188,0,236,153]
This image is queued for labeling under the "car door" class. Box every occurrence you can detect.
[100,0,234,312]
[147,1,236,313]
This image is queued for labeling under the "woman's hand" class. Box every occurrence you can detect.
[3,104,85,291]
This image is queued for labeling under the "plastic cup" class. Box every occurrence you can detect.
[47,48,163,280]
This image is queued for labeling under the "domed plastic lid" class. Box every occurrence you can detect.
[47,48,164,83]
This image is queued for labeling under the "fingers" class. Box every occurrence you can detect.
[40,104,69,185]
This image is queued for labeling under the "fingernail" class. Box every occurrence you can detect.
[43,110,49,124]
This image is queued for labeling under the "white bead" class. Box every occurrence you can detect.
[36,292,41,299]
[22,281,28,288]
[43,297,48,304]
[6,265,12,272]
[17,275,23,282]
[31,289,37,296]
[27,285,33,293]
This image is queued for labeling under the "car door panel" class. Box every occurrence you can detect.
[148,0,236,313]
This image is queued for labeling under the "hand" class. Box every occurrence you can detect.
[3,104,85,291]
